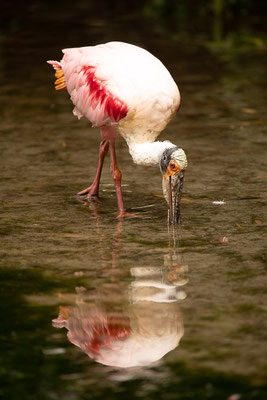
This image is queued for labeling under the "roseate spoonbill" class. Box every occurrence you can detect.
[47,41,187,224]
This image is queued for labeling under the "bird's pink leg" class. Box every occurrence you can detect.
[109,139,125,217]
[109,140,143,219]
[78,139,109,199]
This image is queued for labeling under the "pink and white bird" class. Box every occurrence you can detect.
[47,41,187,223]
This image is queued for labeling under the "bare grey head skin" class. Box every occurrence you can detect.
[160,147,188,225]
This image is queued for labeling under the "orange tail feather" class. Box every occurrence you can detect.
[47,60,66,90]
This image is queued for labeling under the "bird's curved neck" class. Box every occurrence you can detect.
[128,140,176,166]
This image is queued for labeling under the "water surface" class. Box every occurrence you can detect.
[0,4,267,399]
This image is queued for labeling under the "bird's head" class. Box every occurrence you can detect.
[160,147,187,225]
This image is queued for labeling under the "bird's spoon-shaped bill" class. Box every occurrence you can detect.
[167,171,184,225]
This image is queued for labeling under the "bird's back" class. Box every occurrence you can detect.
[49,42,180,143]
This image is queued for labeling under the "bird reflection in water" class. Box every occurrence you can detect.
[52,219,188,368]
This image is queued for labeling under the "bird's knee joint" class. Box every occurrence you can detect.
[111,168,122,182]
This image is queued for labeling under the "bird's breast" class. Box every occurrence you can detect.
[118,90,180,144]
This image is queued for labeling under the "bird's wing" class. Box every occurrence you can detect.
[59,47,128,127]
[48,42,180,140]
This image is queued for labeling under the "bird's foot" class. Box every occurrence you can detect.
[77,186,93,196]
[77,185,101,202]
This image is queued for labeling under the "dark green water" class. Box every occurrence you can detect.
[0,3,267,399]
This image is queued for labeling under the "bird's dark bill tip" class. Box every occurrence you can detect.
[167,173,184,225]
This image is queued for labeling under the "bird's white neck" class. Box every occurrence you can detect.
[128,140,176,166]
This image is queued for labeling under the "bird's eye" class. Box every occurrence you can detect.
[163,156,166,161]
[170,162,176,169]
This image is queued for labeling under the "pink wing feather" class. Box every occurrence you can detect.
[57,48,128,127]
